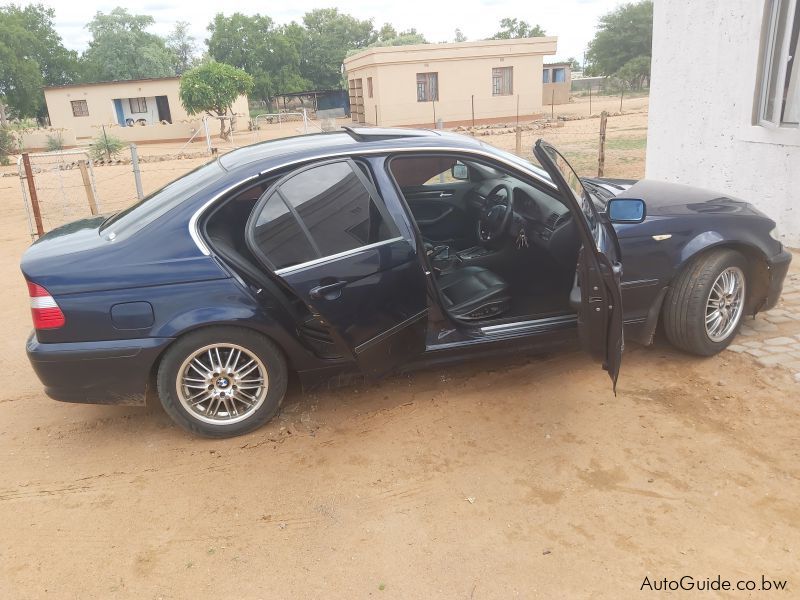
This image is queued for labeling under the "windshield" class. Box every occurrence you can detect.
[101,159,225,237]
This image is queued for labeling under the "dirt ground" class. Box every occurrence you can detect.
[2,95,800,598]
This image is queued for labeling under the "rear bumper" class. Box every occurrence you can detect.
[26,334,172,405]
[763,248,793,311]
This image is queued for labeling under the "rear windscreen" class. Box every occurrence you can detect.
[100,159,225,237]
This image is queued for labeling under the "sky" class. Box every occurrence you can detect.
[24,0,626,64]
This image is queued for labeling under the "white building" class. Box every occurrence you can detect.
[647,0,800,246]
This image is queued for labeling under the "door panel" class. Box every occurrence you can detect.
[404,182,476,248]
[534,140,624,387]
[246,159,428,377]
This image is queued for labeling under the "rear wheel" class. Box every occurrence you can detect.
[663,249,748,356]
[157,327,287,437]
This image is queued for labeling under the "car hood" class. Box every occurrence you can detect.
[595,178,768,218]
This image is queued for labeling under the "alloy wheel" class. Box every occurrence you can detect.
[176,343,269,425]
[705,266,745,343]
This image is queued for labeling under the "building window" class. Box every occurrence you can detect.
[129,97,148,114]
[71,100,89,117]
[416,72,438,102]
[367,77,374,98]
[757,0,799,126]
[553,68,567,83]
[542,69,551,84]
[492,67,513,96]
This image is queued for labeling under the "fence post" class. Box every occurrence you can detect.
[551,89,555,120]
[78,160,99,215]
[302,108,309,134]
[375,105,378,126]
[515,127,522,156]
[471,95,475,128]
[589,85,593,116]
[620,88,624,113]
[203,117,212,153]
[130,144,144,201]
[597,111,608,177]
[21,153,44,237]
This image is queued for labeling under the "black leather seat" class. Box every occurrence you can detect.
[437,266,511,320]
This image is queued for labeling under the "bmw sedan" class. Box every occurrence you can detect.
[21,128,792,437]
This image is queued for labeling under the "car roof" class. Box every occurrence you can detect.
[218,127,486,172]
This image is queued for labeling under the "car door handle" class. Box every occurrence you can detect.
[309,280,347,300]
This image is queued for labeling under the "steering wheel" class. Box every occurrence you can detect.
[477,182,514,243]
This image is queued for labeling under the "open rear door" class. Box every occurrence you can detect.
[245,158,427,377]
[533,140,624,388]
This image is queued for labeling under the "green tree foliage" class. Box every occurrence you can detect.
[167,21,197,75]
[0,4,79,119]
[454,28,468,43]
[206,13,309,100]
[566,57,581,71]
[0,126,13,165]
[82,8,175,81]
[586,0,653,84]
[179,61,253,139]
[490,18,546,39]
[301,8,375,89]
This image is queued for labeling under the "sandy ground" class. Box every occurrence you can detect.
[2,95,800,598]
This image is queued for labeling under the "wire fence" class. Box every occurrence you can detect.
[13,94,648,239]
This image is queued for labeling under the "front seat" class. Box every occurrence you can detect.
[437,266,511,321]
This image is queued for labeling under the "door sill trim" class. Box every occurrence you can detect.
[480,314,577,335]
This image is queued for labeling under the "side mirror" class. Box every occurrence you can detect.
[451,163,469,180]
[607,198,646,224]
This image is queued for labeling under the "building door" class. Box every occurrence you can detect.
[113,99,125,126]
[155,96,172,123]
[348,79,365,124]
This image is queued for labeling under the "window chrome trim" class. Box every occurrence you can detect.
[273,236,404,276]
[189,145,555,256]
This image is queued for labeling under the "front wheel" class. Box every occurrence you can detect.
[157,327,288,438]
[663,249,748,356]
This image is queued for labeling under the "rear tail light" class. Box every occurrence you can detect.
[27,281,65,329]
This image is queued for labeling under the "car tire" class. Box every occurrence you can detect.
[663,249,749,356]
[156,327,288,438]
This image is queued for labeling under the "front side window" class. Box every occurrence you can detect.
[251,161,400,271]
[543,69,551,83]
[757,0,800,126]
[71,100,89,117]
[492,67,513,96]
[553,68,567,83]
[129,97,148,113]
[416,72,438,102]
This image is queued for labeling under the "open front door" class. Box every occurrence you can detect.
[533,140,624,387]
[245,158,427,377]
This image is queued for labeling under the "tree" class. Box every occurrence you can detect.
[82,8,175,82]
[0,4,79,119]
[454,28,468,43]
[585,1,653,81]
[566,56,581,71]
[490,18,546,39]
[179,61,253,139]
[167,21,197,75]
[301,9,375,89]
[206,13,308,100]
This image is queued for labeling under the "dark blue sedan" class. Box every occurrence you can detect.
[21,128,791,437]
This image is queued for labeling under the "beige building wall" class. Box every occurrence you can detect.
[44,77,249,140]
[344,38,557,127]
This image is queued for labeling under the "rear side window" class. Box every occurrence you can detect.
[250,160,399,271]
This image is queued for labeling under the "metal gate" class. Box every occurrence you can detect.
[18,149,100,240]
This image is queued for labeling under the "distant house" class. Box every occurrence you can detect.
[44,77,249,142]
[343,38,558,127]
[542,62,572,105]
[647,0,800,245]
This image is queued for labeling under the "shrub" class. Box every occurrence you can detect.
[0,126,14,166]
[46,131,64,152]
[89,132,124,161]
